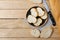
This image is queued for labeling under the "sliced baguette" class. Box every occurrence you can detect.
[31,29,40,37]
[27,15,37,23]
[31,8,38,17]
[40,27,52,38]
[37,8,45,17]
[41,13,47,19]
[34,18,42,26]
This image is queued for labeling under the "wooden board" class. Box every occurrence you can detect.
[0,38,60,40]
[0,0,42,18]
[0,19,31,29]
[0,0,40,18]
[0,0,59,40]
[0,1,42,10]
[0,10,27,18]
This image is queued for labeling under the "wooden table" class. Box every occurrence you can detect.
[0,0,60,40]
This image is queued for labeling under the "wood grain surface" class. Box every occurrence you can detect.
[0,0,59,40]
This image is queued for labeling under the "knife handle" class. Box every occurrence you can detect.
[48,11,56,26]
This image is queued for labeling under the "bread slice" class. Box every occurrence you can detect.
[37,8,45,17]
[31,8,38,17]
[27,15,37,23]
[31,29,40,37]
[41,13,47,19]
[30,0,42,3]
[40,27,52,38]
[34,18,42,26]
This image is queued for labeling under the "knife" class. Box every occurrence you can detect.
[43,0,56,26]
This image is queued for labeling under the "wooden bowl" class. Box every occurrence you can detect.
[26,6,48,27]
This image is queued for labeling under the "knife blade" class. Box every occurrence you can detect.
[43,0,56,26]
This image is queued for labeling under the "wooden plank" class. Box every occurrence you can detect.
[0,0,24,1]
[0,1,42,10]
[51,28,60,37]
[0,18,58,29]
[0,19,32,29]
[0,37,60,40]
[0,29,33,37]
[0,28,59,38]
[0,0,32,1]
[0,10,27,18]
